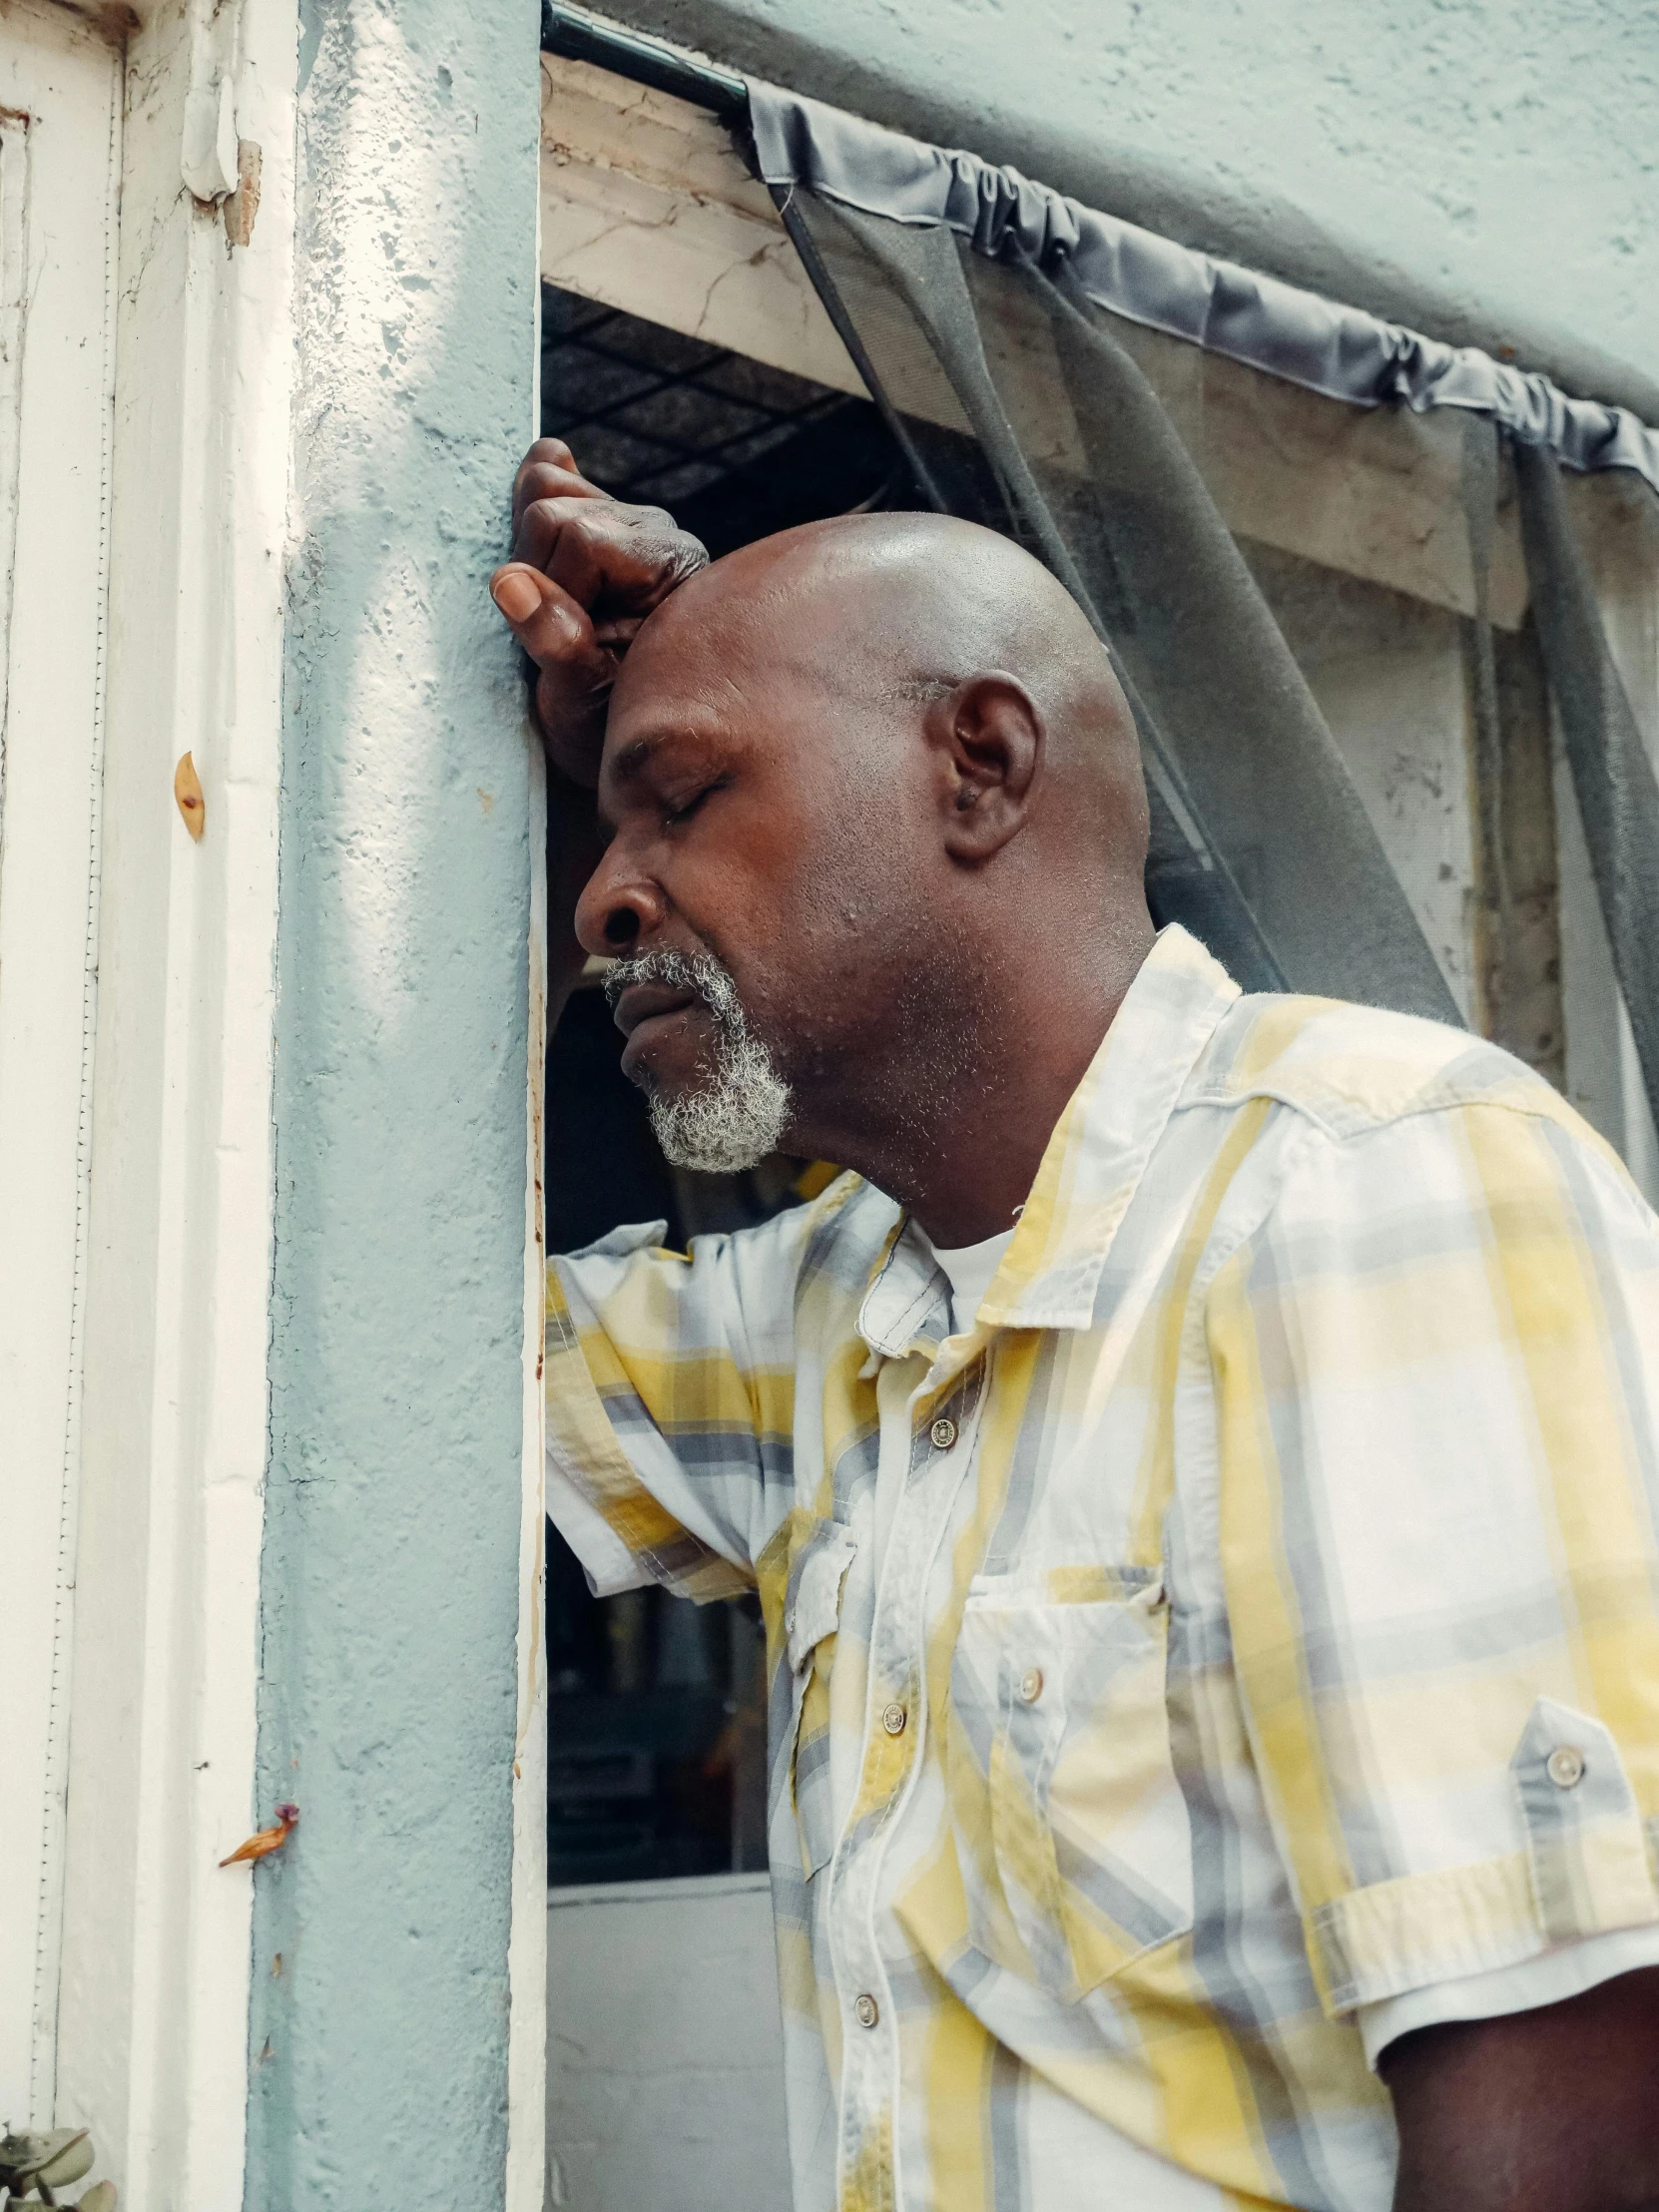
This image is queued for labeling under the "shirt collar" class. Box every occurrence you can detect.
[856,926,1240,1354]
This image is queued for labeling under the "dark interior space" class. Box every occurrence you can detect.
[540,281,915,556]
[541,282,912,1887]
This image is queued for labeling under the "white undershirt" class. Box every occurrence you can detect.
[913,1221,1017,1336]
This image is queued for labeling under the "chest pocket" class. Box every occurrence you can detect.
[954,1569,1193,2000]
[785,1517,856,1881]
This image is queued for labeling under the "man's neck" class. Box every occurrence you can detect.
[812,916,1156,1248]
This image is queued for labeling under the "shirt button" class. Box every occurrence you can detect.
[881,1701,907,1737]
[1017,1667,1044,1704]
[930,1416,958,1450]
[854,1992,879,2029]
[1546,1744,1586,1790]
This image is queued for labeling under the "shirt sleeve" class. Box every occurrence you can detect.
[1358,1923,1659,2068]
[1209,1092,1659,2024]
[545,1203,811,1603]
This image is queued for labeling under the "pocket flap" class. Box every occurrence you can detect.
[1510,1695,1659,1939]
[785,1519,857,1675]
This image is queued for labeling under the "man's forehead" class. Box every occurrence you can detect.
[608,591,838,742]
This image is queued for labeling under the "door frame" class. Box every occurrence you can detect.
[47,0,296,2203]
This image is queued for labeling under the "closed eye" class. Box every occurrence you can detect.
[663,778,728,829]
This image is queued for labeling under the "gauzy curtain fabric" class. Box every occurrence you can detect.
[1515,448,1659,1117]
[751,85,1659,496]
[749,83,1659,1117]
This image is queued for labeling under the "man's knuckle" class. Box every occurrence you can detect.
[524,494,605,537]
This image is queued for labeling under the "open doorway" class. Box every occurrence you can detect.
[541,280,914,1895]
[540,280,927,2210]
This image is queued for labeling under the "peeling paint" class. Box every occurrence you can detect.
[224,139,263,249]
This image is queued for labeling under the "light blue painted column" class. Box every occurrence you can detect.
[249,0,540,2201]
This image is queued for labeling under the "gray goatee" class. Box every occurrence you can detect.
[606,948,792,1174]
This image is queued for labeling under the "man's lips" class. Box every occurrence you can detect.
[613,980,700,1038]
[613,981,709,1074]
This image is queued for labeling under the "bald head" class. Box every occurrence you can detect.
[612,510,1149,879]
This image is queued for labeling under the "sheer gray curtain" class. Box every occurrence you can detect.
[751,82,1659,1115]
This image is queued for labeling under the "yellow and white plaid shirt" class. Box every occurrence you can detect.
[545,925,1659,2212]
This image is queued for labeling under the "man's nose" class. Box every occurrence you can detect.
[573,842,668,959]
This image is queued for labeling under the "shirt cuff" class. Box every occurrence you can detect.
[1359,1922,1659,2069]
[545,1459,651,1599]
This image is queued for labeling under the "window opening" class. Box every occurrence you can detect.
[542,281,912,1887]
[537,262,1582,1889]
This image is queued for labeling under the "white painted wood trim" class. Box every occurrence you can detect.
[509,717,551,2212]
[50,1,297,2206]
[504,154,552,2212]
[0,0,122,2130]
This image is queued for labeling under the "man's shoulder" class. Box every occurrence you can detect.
[1179,987,1598,1152]
[551,1169,898,1322]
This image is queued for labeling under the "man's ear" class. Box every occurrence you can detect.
[925,673,1044,861]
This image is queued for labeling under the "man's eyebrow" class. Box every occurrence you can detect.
[609,734,655,785]
[610,724,720,784]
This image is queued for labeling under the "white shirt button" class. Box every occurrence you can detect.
[930,1415,958,1450]
[1017,1667,1044,1704]
[881,1701,907,1737]
[854,1992,879,2028]
[1546,1744,1586,1790]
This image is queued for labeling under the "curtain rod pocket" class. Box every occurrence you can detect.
[748,82,1659,498]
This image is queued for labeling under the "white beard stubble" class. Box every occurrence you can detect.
[606,948,793,1174]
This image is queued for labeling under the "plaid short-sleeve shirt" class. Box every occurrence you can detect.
[545,925,1659,2212]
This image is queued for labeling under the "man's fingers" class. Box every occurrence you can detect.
[511,494,658,593]
[513,457,603,518]
[512,496,618,603]
[510,437,605,530]
[511,459,607,536]
[513,495,708,614]
[490,562,616,784]
[592,613,649,651]
[499,436,708,783]
[492,561,591,666]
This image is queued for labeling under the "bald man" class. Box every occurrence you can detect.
[493,440,1659,2212]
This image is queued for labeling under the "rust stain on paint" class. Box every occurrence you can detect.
[174,752,206,838]
[224,141,263,249]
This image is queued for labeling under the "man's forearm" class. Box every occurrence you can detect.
[1384,1969,1659,2212]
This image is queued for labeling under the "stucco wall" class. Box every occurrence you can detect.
[616,0,1659,419]
[249,0,541,2203]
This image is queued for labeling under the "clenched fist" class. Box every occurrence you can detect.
[491,436,709,788]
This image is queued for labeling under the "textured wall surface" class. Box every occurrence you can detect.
[249,0,540,2201]
[619,0,1659,419]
